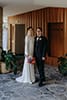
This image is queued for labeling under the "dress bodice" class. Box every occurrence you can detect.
[25,35,34,56]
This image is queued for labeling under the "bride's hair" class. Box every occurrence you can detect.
[27,26,34,36]
[27,26,33,31]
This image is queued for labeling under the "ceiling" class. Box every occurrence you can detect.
[0,0,67,17]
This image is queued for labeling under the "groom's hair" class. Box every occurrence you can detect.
[36,27,42,32]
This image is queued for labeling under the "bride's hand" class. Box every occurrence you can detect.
[25,55,29,57]
[28,55,32,59]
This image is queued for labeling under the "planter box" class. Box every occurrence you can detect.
[0,62,10,73]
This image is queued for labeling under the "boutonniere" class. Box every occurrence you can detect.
[36,37,39,40]
[39,38,42,40]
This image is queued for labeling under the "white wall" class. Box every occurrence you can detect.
[2,28,8,51]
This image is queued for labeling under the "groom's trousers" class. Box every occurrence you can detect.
[36,57,45,82]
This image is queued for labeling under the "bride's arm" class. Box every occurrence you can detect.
[25,36,29,57]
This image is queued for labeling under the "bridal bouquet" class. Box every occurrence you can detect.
[27,56,35,64]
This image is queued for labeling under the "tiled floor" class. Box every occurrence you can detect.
[0,64,67,100]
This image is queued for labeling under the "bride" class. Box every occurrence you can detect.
[16,27,35,84]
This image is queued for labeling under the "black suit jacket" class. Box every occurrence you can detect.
[34,36,48,59]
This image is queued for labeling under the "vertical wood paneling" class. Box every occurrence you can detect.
[47,8,64,23]
[8,7,66,66]
[29,12,32,26]
[46,8,64,65]
[41,9,44,34]
[36,10,39,27]
[44,8,48,37]
[38,10,42,27]
[32,11,37,33]
[64,8,67,54]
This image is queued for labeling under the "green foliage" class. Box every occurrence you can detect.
[58,54,67,75]
[1,49,24,75]
[4,50,17,75]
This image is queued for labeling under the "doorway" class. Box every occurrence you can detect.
[10,24,25,54]
[48,23,64,57]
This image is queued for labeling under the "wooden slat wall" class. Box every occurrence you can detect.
[8,7,67,66]
[46,8,64,66]
[64,9,67,55]
[8,8,46,35]
[46,8,64,22]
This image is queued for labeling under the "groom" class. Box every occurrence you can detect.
[34,27,48,87]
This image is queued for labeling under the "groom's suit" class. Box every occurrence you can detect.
[34,36,48,83]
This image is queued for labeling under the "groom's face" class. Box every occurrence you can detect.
[36,29,42,37]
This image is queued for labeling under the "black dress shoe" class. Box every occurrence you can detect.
[35,78,39,83]
[39,82,44,87]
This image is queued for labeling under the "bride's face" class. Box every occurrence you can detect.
[27,29,33,36]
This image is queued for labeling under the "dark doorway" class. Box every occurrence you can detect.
[10,24,25,54]
[48,23,64,57]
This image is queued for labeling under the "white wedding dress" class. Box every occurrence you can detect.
[16,35,35,84]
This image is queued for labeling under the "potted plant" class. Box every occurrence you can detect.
[1,49,24,75]
[58,54,67,76]
[1,49,17,74]
[4,50,17,75]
